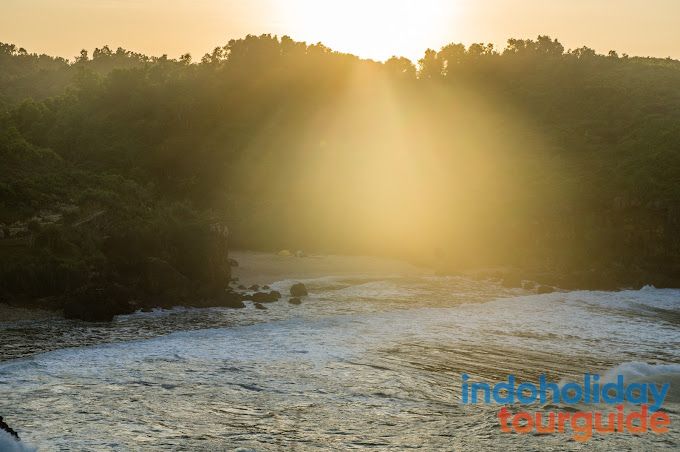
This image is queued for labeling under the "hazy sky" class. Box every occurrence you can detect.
[2,0,679,61]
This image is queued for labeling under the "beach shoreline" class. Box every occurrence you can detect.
[0,251,430,322]
[229,250,431,286]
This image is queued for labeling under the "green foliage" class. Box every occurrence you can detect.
[1,34,680,292]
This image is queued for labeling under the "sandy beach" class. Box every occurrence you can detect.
[229,250,430,286]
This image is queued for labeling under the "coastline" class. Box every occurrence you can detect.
[0,251,430,322]
[2,250,675,322]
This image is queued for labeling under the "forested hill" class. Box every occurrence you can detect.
[2,35,680,303]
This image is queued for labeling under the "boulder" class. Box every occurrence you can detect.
[0,416,19,441]
[290,283,308,297]
[288,297,302,305]
[245,291,281,303]
[254,302,267,310]
[64,284,136,322]
[228,258,239,267]
[262,285,270,290]
[248,284,260,291]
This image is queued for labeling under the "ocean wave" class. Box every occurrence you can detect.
[600,361,680,404]
[601,361,680,382]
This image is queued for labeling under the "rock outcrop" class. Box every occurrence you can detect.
[63,284,136,322]
[142,257,190,307]
[244,291,281,303]
[0,416,19,441]
[290,283,308,297]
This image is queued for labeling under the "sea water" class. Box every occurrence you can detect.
[1,263,678,450]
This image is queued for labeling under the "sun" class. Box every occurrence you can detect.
[277,0,460,61]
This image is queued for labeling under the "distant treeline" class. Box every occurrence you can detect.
[1,35,680,298]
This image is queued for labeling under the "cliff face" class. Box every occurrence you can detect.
[434,196,680,291]
[0,200,234,318]
[59,219,234,321]
[207,223,231,291]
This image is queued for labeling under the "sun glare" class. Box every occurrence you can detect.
[278,0,460,61]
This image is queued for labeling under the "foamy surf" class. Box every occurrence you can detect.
[0,267,678,450]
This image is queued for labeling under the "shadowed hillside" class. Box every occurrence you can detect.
[2,34,680,308]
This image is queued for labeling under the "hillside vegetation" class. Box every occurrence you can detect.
[2,35,680,307]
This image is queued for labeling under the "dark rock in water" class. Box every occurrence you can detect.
[262,285,270,290]
[64,284,136,322]
[288,297,302,305]
[224,291,247,308]
[237,285,246,290]
[246,291,281,303]
[228,258,239,267]
[248,284,260,291]
[0,416,19,441]
[536,285,555,294]
[254,302,266,310]
[290,282,308,297]
[205,291,245,309]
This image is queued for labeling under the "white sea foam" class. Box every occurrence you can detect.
[601,361,680,382]
[600,361,680,403]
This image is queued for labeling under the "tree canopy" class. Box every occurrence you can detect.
[2,34,680,296]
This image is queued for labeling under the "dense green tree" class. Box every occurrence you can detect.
[1,34,680,301]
